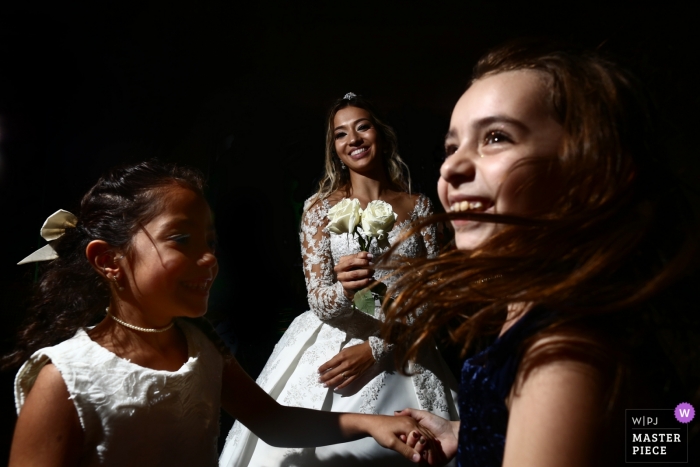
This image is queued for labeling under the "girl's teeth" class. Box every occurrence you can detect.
[451,201,484,212]
[184,281,209,291]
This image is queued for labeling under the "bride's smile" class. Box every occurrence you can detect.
[333,106,381,171]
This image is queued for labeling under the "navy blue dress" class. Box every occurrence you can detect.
[457,309,550,467]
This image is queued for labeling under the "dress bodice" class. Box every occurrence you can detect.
[457,308,551,467]
[327,197,435,264]
[300,193,437,322]
[15,320,223,467]
[328,198,435,292]
[300,194,437,361]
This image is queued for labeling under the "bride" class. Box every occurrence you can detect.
[220,93,459,467]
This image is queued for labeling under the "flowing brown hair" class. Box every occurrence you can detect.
[309,93,411,208]
[381,41,698,404]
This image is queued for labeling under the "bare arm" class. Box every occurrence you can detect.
[503,346,606,467]
[9,363,83,467]
[221,357,423,462]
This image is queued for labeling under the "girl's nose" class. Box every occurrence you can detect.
[440,150,476,185]
[198,252,217,268]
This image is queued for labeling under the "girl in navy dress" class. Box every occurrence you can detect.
[386,42,698,466]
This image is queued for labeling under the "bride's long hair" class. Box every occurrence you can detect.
[308,94,411,208]
[381,41,698,406]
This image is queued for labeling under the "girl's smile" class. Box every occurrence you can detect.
[120,185,218,325]
[439,69,564,249]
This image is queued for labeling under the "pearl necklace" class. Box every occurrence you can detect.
[105,307,174,333]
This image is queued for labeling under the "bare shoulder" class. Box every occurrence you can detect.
[503,331,610,467]
[24,363,73,408]
[511,329,611,408]
[10,363,83,466]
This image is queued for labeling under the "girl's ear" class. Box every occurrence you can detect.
[85,240,122,280]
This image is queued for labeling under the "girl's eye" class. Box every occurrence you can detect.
[358,124,371,131]
[335,132,346,140]
[484,130,510,145]
[444,144,458,158]
[170,234,190,245]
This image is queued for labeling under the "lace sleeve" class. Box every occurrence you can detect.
[300,198,354,320]
[415,194,439,258]
[368,336,391,362]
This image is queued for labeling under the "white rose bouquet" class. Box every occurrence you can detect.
[326,198,398,315]
[326,198,362,236]
[361,200,398,249]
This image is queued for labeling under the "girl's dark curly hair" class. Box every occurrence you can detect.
[4,159,228,369]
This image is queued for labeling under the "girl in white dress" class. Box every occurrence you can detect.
[5,160,433,467]
[220,94,459,467]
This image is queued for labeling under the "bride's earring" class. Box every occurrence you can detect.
[339,159,347,170]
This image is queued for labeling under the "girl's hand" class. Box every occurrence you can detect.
[363,414,436,464]
[334,252,374,299]
[223,358,433,462]
[318,341,375,389]
[395,408,458,465]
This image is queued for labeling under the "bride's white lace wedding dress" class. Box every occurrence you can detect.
[220,194,459,467]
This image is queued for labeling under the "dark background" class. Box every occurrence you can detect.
[0,0,697,462]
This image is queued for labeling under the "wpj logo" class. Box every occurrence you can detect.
[626,405,692,463]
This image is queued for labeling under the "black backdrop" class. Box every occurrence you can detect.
[1,0,697,461]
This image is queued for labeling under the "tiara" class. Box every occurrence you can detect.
[343,92,357,100]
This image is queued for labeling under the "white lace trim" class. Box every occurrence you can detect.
[368,335,393,362]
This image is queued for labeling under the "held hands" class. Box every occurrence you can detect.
[395,408,459,465]
[318,341,375,389]
[334,252,374,300]
[365,414,439,464]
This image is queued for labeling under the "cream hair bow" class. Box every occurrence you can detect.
[18,210,78,265]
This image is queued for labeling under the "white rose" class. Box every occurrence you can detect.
[361,200,397,248]
[326,198,362,235]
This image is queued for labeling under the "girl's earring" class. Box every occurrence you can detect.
[339,159,347,170]
[112,255,125,291]
[108,273,124,292]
